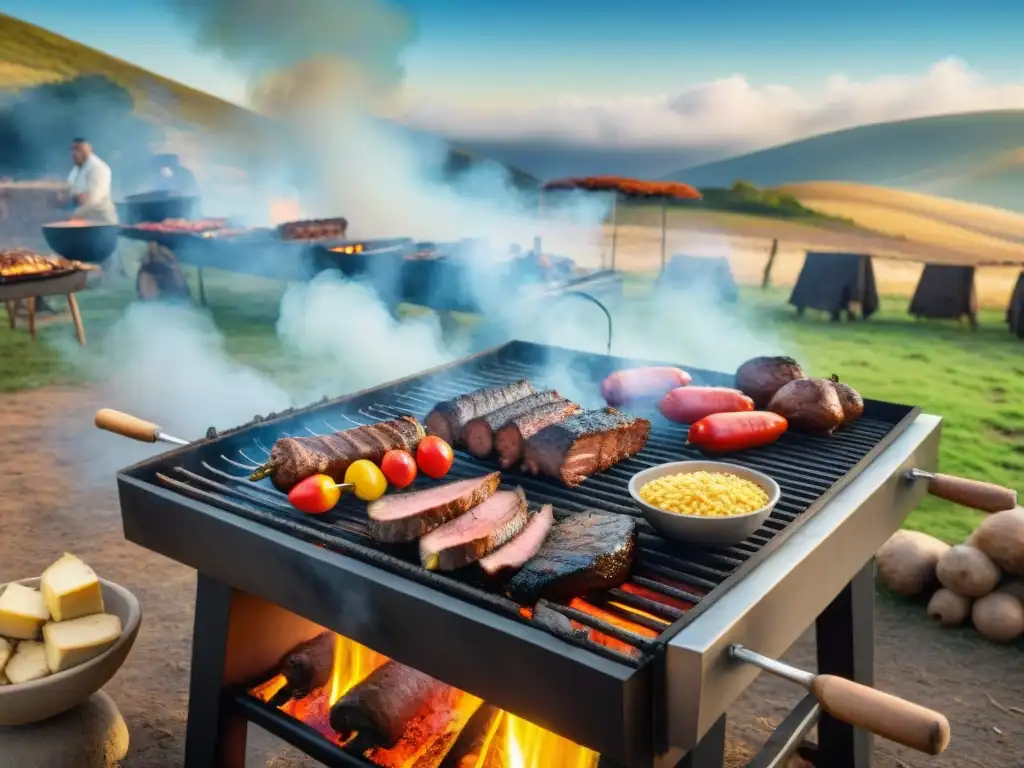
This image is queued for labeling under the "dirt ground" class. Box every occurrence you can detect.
[1,386,1021,767]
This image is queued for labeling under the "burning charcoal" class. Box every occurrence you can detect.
[329,660,451,749]
[438,704,501,768]
[268,632,336,707]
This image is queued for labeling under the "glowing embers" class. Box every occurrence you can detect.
[330,243,366,255]
[250,632,599,768]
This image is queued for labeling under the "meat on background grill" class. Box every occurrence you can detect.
[425,380,535,445]
[523,408,651,486]
[367,473,501,544]
[262,416,425,491]
[461,390,567,458]
[507,511,637,602]
[328,660,451,749]
[419,488,529,571]
[494,400,582,469]
[478,504,554,576]
[277,217,348,241]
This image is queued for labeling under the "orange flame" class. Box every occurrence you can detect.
[253,631,599,768]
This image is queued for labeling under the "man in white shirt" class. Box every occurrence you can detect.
[66,138,118,224]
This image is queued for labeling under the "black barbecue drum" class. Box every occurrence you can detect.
[91,340,1017,766]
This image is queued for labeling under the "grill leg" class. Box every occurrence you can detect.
[815,560,874,768]
[677,714,726,768]
[184,573,247,768]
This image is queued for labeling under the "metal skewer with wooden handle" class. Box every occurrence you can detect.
[730,645,950,756]
[95,409,189,446]
[905,468,1017,513]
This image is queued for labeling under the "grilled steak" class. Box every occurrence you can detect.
[328,660,450,748]
[506,511,636,602]
[425,380,535,445]
[367,473,501,543]
[495,401,582,469]
[461,390,566,458]
[419,489,529,571]
[523,408,650,486]
[263,416,425,491]
[478,504,554,576]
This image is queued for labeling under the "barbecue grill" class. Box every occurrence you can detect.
[104,341,999,768]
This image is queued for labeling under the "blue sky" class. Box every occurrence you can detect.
[5,0,1024,109]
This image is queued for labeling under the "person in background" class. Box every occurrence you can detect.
[65,138,118,224]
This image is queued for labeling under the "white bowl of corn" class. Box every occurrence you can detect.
[628,461,780,546]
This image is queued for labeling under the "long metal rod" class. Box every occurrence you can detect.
[729,645,814,688]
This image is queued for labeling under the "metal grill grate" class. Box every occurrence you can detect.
[143,341,917,666]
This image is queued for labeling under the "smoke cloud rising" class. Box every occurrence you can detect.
[58,0,788,481]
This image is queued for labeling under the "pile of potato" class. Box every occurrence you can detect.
[877,507,1024,642]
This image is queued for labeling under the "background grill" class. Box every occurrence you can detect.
[141,341,918,667]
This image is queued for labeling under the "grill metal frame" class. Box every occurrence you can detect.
[115,341,929,766]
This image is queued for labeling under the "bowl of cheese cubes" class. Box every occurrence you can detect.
[0,553,141,726]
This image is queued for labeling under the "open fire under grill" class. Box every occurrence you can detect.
[111,341,955,768]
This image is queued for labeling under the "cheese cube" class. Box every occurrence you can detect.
[41,553,104,622]
[5,641,50,684]
[0,636,12,674]
[42,613,122,673]
[0,584,50,640]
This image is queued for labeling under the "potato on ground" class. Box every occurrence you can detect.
[935,545,1002,597]
[971,592,1024,643]
[973,508,1024,576]
[875,530,949,597]
[926,589,972,627]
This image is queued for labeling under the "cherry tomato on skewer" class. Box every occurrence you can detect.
[417,436,454,479]
[288,474,342,514]
[381,449,417,489]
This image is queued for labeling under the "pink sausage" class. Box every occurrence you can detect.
[600,367,692,406]
[658,386,754,424]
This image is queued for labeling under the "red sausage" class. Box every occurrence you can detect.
[601,367,692,406]
[658,387,754,424]
[688,412,788,453]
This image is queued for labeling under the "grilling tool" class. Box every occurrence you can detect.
[95,409,189,446]
[905,468,1017,513]
[729,645,950,755]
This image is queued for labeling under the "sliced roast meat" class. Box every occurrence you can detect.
[495,400,582,469]
[461,390,566,458]
[506,510,636,602]
[419,489,529,571]
[478,504,554,576]
[424,380,535,445]
[367,473,501,544]
[523,408,650,486]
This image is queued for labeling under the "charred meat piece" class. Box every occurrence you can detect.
[367,473,501,543]
[267,632,336,706]
[419,489,529,571]
[523,408,651,486]
[328,660,450,749]
[260,416,425,491]
[478,504,554,576]
[495,401,582,469]
[425,380,535,445]
[461,390,566,458]
[507,510,636,602]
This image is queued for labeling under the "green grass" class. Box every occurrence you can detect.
[2,271,1020,544]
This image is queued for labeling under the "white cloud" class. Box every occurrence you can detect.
[398,59,1024,150]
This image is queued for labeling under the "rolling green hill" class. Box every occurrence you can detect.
[0,13,537,188]
[666,111,1024,212]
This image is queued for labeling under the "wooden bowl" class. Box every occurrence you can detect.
[628,461,781,547]
[0,579,141,726]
